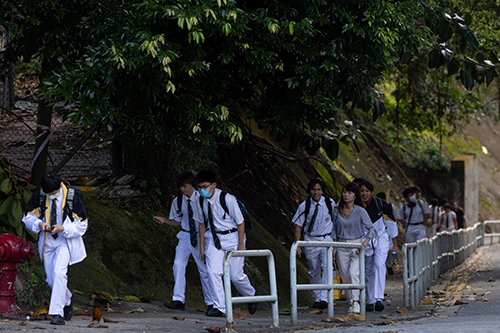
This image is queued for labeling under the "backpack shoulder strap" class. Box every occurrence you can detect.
[177,195,183,216]
[199,195,207,228]
[323,195,334,221]
[219,191,229,218]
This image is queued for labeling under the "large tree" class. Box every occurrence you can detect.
[1,0,430,173]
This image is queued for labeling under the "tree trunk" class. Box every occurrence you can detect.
[30,67,53,187]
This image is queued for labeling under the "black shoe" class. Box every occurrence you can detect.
[164,300,185,310]
[205,304,214,315]
[375,301,385,311]
[50,315,65,325]
[206,308,225,317]
[366,303,374,312]
[387,266,394,275]
[247,302,257,314]
[63,292,74,321]
[319,301,327,309]
[312,302,321,308]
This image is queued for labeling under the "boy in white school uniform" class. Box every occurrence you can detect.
[196,169,256,317]
[23,172,88,325]
[292,177,336,309]
[153,171,214,313]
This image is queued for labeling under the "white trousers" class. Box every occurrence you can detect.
[43,242,72,316]
[425,224,437,238]
[405,224,426,243]
[172,231,213,305]
[204,232,255,314]
[335,238,362,303]
[365,236,390,304]
[304,234,333,302]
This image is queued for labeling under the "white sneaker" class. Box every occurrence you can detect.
[351,301,360,314]
[348,304,354,313]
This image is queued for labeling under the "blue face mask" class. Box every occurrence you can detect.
[199,188,211,198]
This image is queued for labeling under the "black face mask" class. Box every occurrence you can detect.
[407,201,416,208]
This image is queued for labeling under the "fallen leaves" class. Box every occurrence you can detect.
[421,299,434,305]
[322,314,365,323]
[309,310,322,315]
[204,326,222,333]
[232,308,248,320]
[453,299,468,306]
[122,295,141,302]
[76,309,92,316]
[395,306,412,313]
[487,276,495,282]
[172,316,185,321]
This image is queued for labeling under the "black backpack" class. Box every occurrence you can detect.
[199,191,253,232]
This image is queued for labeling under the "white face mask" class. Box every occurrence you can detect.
[48,191,62,201]
[409,194,417,203]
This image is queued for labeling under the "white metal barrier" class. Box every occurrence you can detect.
[482,220,500,245]
[290,241,365,324]
[402,222,481,307]
[223,249,279,330]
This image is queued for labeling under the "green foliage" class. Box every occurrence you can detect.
[15,253,49,309]
[0,159,36,238]
[402,138,450,172]
[1,0,430,162]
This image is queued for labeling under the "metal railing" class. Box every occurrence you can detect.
[402,223,481,307]
[482,220,500,245]
[223,249,279,330]
[290,241,365,324]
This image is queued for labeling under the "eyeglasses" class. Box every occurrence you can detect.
[198,183,212,190]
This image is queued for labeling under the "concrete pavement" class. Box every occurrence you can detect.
[1,245,497,332]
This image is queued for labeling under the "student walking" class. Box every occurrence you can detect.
[23,173,88,325]
[293,177,336,309]
[153,171,214,313]
[400,188,430,243]
[360,181,398,312]
[332,182,377,314]
[196,170,256,317]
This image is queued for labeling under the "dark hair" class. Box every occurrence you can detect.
[306,177,326,194]
[360,180,374,192]
[376,191,386,200]
[443,203,452,210]
[337,182,364,211]
[430,198,439,206]
[440,198,449,206]
[176,171,197,188]
[41,172,62,193]
[195,169,217,184]
[411,186,421,192]
[402,188,414,198]
[352,177,366,185]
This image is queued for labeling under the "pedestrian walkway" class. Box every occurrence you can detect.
[0,245,495,332]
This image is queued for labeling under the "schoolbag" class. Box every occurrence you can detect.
[198,191,253,232]
[301,195,335,231]
[38,181,76,221]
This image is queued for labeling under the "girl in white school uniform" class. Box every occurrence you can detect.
[332,182,377,314]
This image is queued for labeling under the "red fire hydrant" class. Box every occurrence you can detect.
[0,233,36,316]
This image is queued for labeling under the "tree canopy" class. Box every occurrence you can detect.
[1,1,430,158]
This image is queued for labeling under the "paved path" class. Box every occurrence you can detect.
[2,245,499,332]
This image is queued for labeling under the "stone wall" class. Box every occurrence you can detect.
[451,154,478,225]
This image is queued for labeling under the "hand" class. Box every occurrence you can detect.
[237,243,246,251]
[392,247,398,256]
[51,224,64,234]
[296,247,302,258]
[153,216,166,225]
[200,249,205,262]
[332,248,337,259]
[38,222,50,231]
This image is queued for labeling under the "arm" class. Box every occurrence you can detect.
[237,222,245,251]
[295,224,303,258]
[199,222,206,262]
[153,216,181,227]
[61,191,88,238]
[391,237,398,256]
